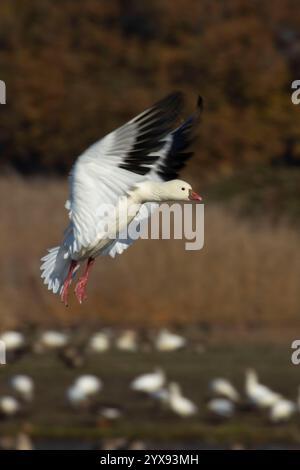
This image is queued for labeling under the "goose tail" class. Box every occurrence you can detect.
[40,246,78,295]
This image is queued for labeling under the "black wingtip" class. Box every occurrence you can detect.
[119,91,185,176]
[155,91,184,111]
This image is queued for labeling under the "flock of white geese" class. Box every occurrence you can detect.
[0,329,298,427]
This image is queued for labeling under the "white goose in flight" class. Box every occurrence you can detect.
[41,92,202,305]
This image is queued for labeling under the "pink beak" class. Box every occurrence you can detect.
[189,190,202,202]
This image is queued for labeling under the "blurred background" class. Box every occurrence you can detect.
[0,0,300,450]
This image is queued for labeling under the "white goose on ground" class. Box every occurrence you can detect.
[207,398,235,419]
[167,382,198,417]
[10,375,34,402]
[269,398,296,423]
[131,368,165,394]
[88,331,111,353]
[67,375,102,408]
[40,92,202,305]
[116,330,138,352]
[155,329,186,352]
[73,375,102,397]
[0,331,25,352]
[36,331,69,352]
[0,396,20,417]
[245,369,282,409]
[209,378,240,402]
[98,406,123,421]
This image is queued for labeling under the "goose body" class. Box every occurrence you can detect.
[116,330,138,352]
[207,398,235,419]
[0,331,25,351]
[209,378,239,402]
[98,406,123,421]
[88,332,111,353]
[40,92,202,305]
[245,369,281,409]
[168,383,197,417]
[67,375,102,407]
[131,368,165,394]
[10,375,34,402]
[269,399,296,423]
[155,329,186,352]
[73,375,102,396]
[0,396,20,417]
[37,331,69,351]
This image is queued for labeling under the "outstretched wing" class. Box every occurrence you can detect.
[69,92,184,252]
[149,96,203,182]
[105,96,203,258]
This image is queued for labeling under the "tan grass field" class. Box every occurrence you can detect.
[1,176,300,336]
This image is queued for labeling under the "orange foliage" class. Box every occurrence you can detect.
[0,0,299,177]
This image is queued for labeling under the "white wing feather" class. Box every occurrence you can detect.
[68,93,183,254]
[103,100,200,259]
[104,137,172,258]
[103,202,159,258]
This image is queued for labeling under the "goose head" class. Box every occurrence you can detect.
[245,368,258,388]
[160,180,202,202]
[135,180,202,203]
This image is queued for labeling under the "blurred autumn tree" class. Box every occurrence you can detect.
[0,0,300,176]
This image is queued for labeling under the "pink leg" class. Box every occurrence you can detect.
[61,260,78,307]
[74,257,95,304]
